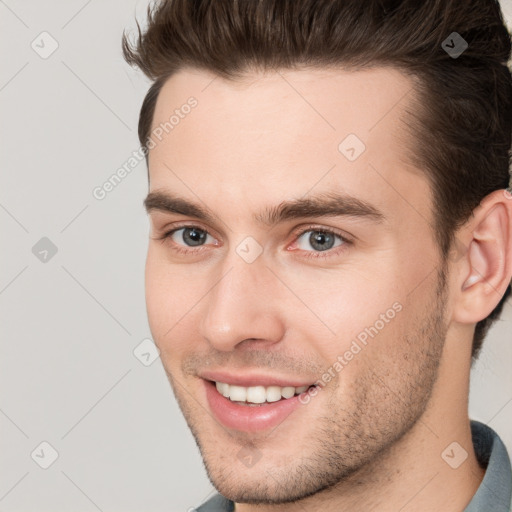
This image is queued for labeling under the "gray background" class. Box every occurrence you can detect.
[1,1,511,510]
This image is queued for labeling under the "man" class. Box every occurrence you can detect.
[123,0,512,510]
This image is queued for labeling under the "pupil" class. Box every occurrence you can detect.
[310,231,334,251]
[183,228,206,246]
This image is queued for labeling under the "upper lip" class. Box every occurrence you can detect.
[199,370,316,388]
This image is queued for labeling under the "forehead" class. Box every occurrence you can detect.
[147,66,431,227]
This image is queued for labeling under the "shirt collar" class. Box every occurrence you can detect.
[464,420,512,511]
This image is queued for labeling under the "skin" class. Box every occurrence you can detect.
[144,66,512,511]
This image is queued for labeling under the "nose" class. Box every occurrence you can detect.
[199,256,286,352]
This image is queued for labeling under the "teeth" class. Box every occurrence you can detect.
[281,386,295,399]
[215,381,311,404]
[215,381,230,397]
[266,386,283,403]
[228,385,246,402]
[246,385,267,403]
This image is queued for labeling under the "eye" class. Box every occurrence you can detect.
[168,226,216,247]
[295,229,346,252]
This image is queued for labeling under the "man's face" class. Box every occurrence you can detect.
[145,67,449,503]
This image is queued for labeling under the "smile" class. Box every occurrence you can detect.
[214,381,311,405]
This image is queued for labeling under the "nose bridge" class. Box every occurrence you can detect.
[199,253,285,350]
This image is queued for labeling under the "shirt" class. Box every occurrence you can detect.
[196,420,512,511]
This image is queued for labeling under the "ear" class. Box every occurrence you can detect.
[452,189,512,324]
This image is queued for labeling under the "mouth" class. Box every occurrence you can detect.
[202,378,319,432]
[213,380,313,406]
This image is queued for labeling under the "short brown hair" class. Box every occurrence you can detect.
[123,0,512,360]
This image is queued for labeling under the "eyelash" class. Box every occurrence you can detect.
[155,223,353,260]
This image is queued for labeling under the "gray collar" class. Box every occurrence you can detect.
[464,420,512,511]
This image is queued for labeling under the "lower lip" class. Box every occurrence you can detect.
[204,380,311,432]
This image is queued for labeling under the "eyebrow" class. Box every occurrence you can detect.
[143,190,385,227]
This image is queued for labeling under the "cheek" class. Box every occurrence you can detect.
[278,263,404,354]
[312,303,414,402]
[276,262,425,383]
[144,248,203,356]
